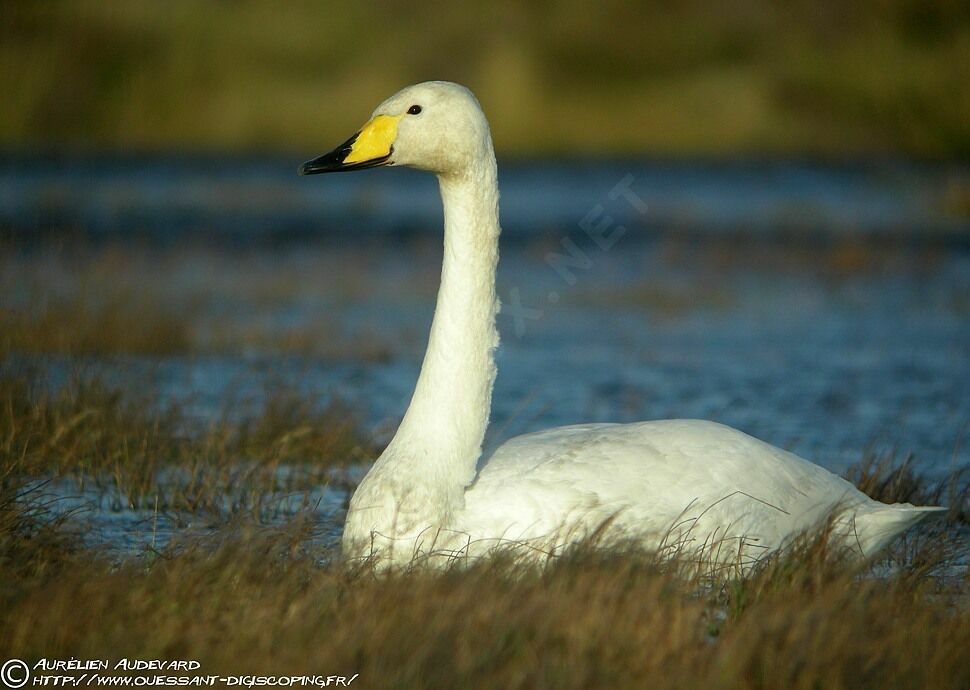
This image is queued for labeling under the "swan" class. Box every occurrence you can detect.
[300,81,944,570]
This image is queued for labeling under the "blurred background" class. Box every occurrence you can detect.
[1,0,969,156]
[1,1,968,549]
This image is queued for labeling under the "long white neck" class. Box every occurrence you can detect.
[369,152,501,515]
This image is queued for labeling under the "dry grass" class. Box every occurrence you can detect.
[1,240,956,359]
[0,367,375,514]
[0,243,424,359]
[0,234,967,685]
[572,281,736,318]
[0,237,944,362]
[0,295,193,357]
[652,235,951,279]
[0,362,967,688]
[847,451,968,519]
[0,480,967,690]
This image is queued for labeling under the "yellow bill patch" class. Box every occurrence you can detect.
[344,114,402,164]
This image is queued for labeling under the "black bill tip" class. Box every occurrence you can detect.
[299,132,392,175]
[299,131,358,175]
[298,157,333,176]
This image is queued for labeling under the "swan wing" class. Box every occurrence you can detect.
[460,420,875,560]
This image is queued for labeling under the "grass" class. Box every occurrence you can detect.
[0,234,967,686]
[0,340,967,688]
[2,239,955,360]
[0,294,193,357]
[0,475,967,689]
[0,367,375,514]
[0,0,968,157]
[0,242,426,359]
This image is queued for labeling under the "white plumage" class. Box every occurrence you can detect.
[301,81,943,570]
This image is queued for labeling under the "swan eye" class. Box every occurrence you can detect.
[407,105,422,115]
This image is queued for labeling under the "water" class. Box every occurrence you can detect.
[2,155,966,240]
[20,475,349,558]
[3,155,968,556]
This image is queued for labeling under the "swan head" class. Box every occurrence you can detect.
[299,81,491,178]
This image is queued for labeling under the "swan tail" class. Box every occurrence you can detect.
[848,504,947,558]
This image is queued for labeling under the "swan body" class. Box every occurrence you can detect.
[301,81,943,570]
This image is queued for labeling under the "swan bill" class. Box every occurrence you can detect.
[299,114,401,175]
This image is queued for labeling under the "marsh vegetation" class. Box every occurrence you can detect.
[1,232,967,688]
[2,1,968,157]
[1,440,968,689]
[1,1,967,684]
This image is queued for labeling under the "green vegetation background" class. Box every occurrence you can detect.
[1,0,968,158]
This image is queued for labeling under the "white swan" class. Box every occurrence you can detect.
[300,81,944,570]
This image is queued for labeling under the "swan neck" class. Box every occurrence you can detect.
[385,154,501,502]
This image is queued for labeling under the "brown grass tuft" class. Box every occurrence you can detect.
[0,367,375,514]
[0,368,967,688]
[0,511,966,690]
